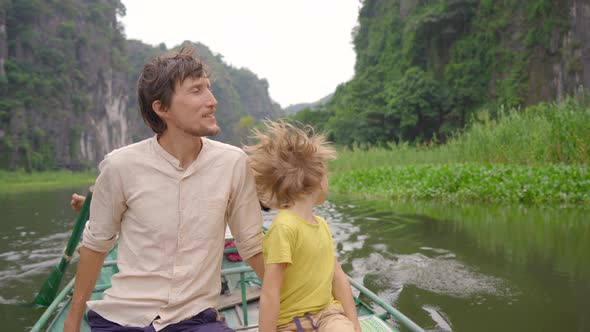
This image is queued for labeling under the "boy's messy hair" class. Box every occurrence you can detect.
[244,120,336,209]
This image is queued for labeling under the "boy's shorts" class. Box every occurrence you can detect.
[276,303,355,332]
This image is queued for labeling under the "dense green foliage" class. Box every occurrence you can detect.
[331,97,590,172]
[293,0,580,147]
[0,1,281,171]
[0,0,126,170]
[330,163,589,204]
[328,98,590,204]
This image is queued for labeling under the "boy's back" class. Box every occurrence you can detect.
[263,210,337,325]
[245,120,361,332]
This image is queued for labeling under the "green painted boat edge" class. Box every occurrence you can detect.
[32,248,423,332]
[32,212,423,332]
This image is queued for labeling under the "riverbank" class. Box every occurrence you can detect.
[328,98,590,205]
[0,170,96,193]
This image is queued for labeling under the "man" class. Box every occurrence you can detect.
[64,47,264,332]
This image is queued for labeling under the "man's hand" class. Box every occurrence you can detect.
[70,193,86,212]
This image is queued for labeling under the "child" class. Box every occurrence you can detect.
[244,121,361,332]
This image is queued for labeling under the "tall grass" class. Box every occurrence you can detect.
[330,97,590,173]
[328,97,590,204]
[450,97,590,164]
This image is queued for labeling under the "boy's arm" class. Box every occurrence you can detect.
[259,263,287,332]
[63,247,107,332]
[65,157,125,331]
[332,260,362,332]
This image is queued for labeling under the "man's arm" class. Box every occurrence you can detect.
[63,246,107,332]
[258,263,286,332]
[245,252,265,280]
[332,259,362,332]
[227,154,264,267]
[65,156,125,331]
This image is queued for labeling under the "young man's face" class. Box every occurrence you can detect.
[165,76,220,137]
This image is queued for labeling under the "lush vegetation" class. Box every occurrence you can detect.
[331,97,590,172]
[328,98,590,204]
[0,170,96,193]
[330,163,589,204]
[293,0,579,148]
[0,1,280,171]
[0,0,127,170]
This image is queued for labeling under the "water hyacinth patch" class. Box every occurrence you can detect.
[329,163,590,205]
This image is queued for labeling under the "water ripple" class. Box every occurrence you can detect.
[351,252,511,298]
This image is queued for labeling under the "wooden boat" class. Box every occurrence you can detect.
[31,196,424,332]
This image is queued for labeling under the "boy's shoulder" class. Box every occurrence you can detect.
[314,215,328,225]
[270,212,298,229]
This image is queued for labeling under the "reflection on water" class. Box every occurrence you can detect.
[315,197,590,332]
[0,188,88,330]
[1,189,589,331]
[353,252,508,298]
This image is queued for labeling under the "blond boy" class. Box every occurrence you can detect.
[245,121,361,332]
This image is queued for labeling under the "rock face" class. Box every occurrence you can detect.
[324,0,590,146]
[361,0,590,105]
[0,1,130,169]
[525,0,590,104]
[0,6,6,79]
[0,1,281,170]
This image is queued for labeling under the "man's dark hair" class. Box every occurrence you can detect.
[137,46,209,134]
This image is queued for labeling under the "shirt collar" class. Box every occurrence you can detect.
[150,135,208,171]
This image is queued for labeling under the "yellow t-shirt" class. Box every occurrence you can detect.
[262,209,338,325]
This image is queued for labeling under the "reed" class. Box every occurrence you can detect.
[328,98,590,204]
[330,97,590,173]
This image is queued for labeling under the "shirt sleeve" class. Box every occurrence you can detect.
[82,156,126,253]
[263,223,294,265]
[319,218,336,254]
[226,153,263,260]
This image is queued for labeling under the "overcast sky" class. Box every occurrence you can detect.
[119,0,360,107]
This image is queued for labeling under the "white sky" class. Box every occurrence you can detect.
[119,0,360,107]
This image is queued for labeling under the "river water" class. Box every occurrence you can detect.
[1,188,588,331]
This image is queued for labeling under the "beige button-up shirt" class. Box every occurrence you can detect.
[82,136,262,330]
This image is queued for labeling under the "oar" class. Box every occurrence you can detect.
[33,192,93,307]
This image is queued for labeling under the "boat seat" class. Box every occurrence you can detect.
[359,315,398,332]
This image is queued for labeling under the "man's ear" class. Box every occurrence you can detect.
[152,100,168,119]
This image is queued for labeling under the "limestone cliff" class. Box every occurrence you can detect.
[325,0,590,145]
[0,1,281,170]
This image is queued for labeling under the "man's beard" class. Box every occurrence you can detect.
[182,124,221,138]
[175,116,221,137]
